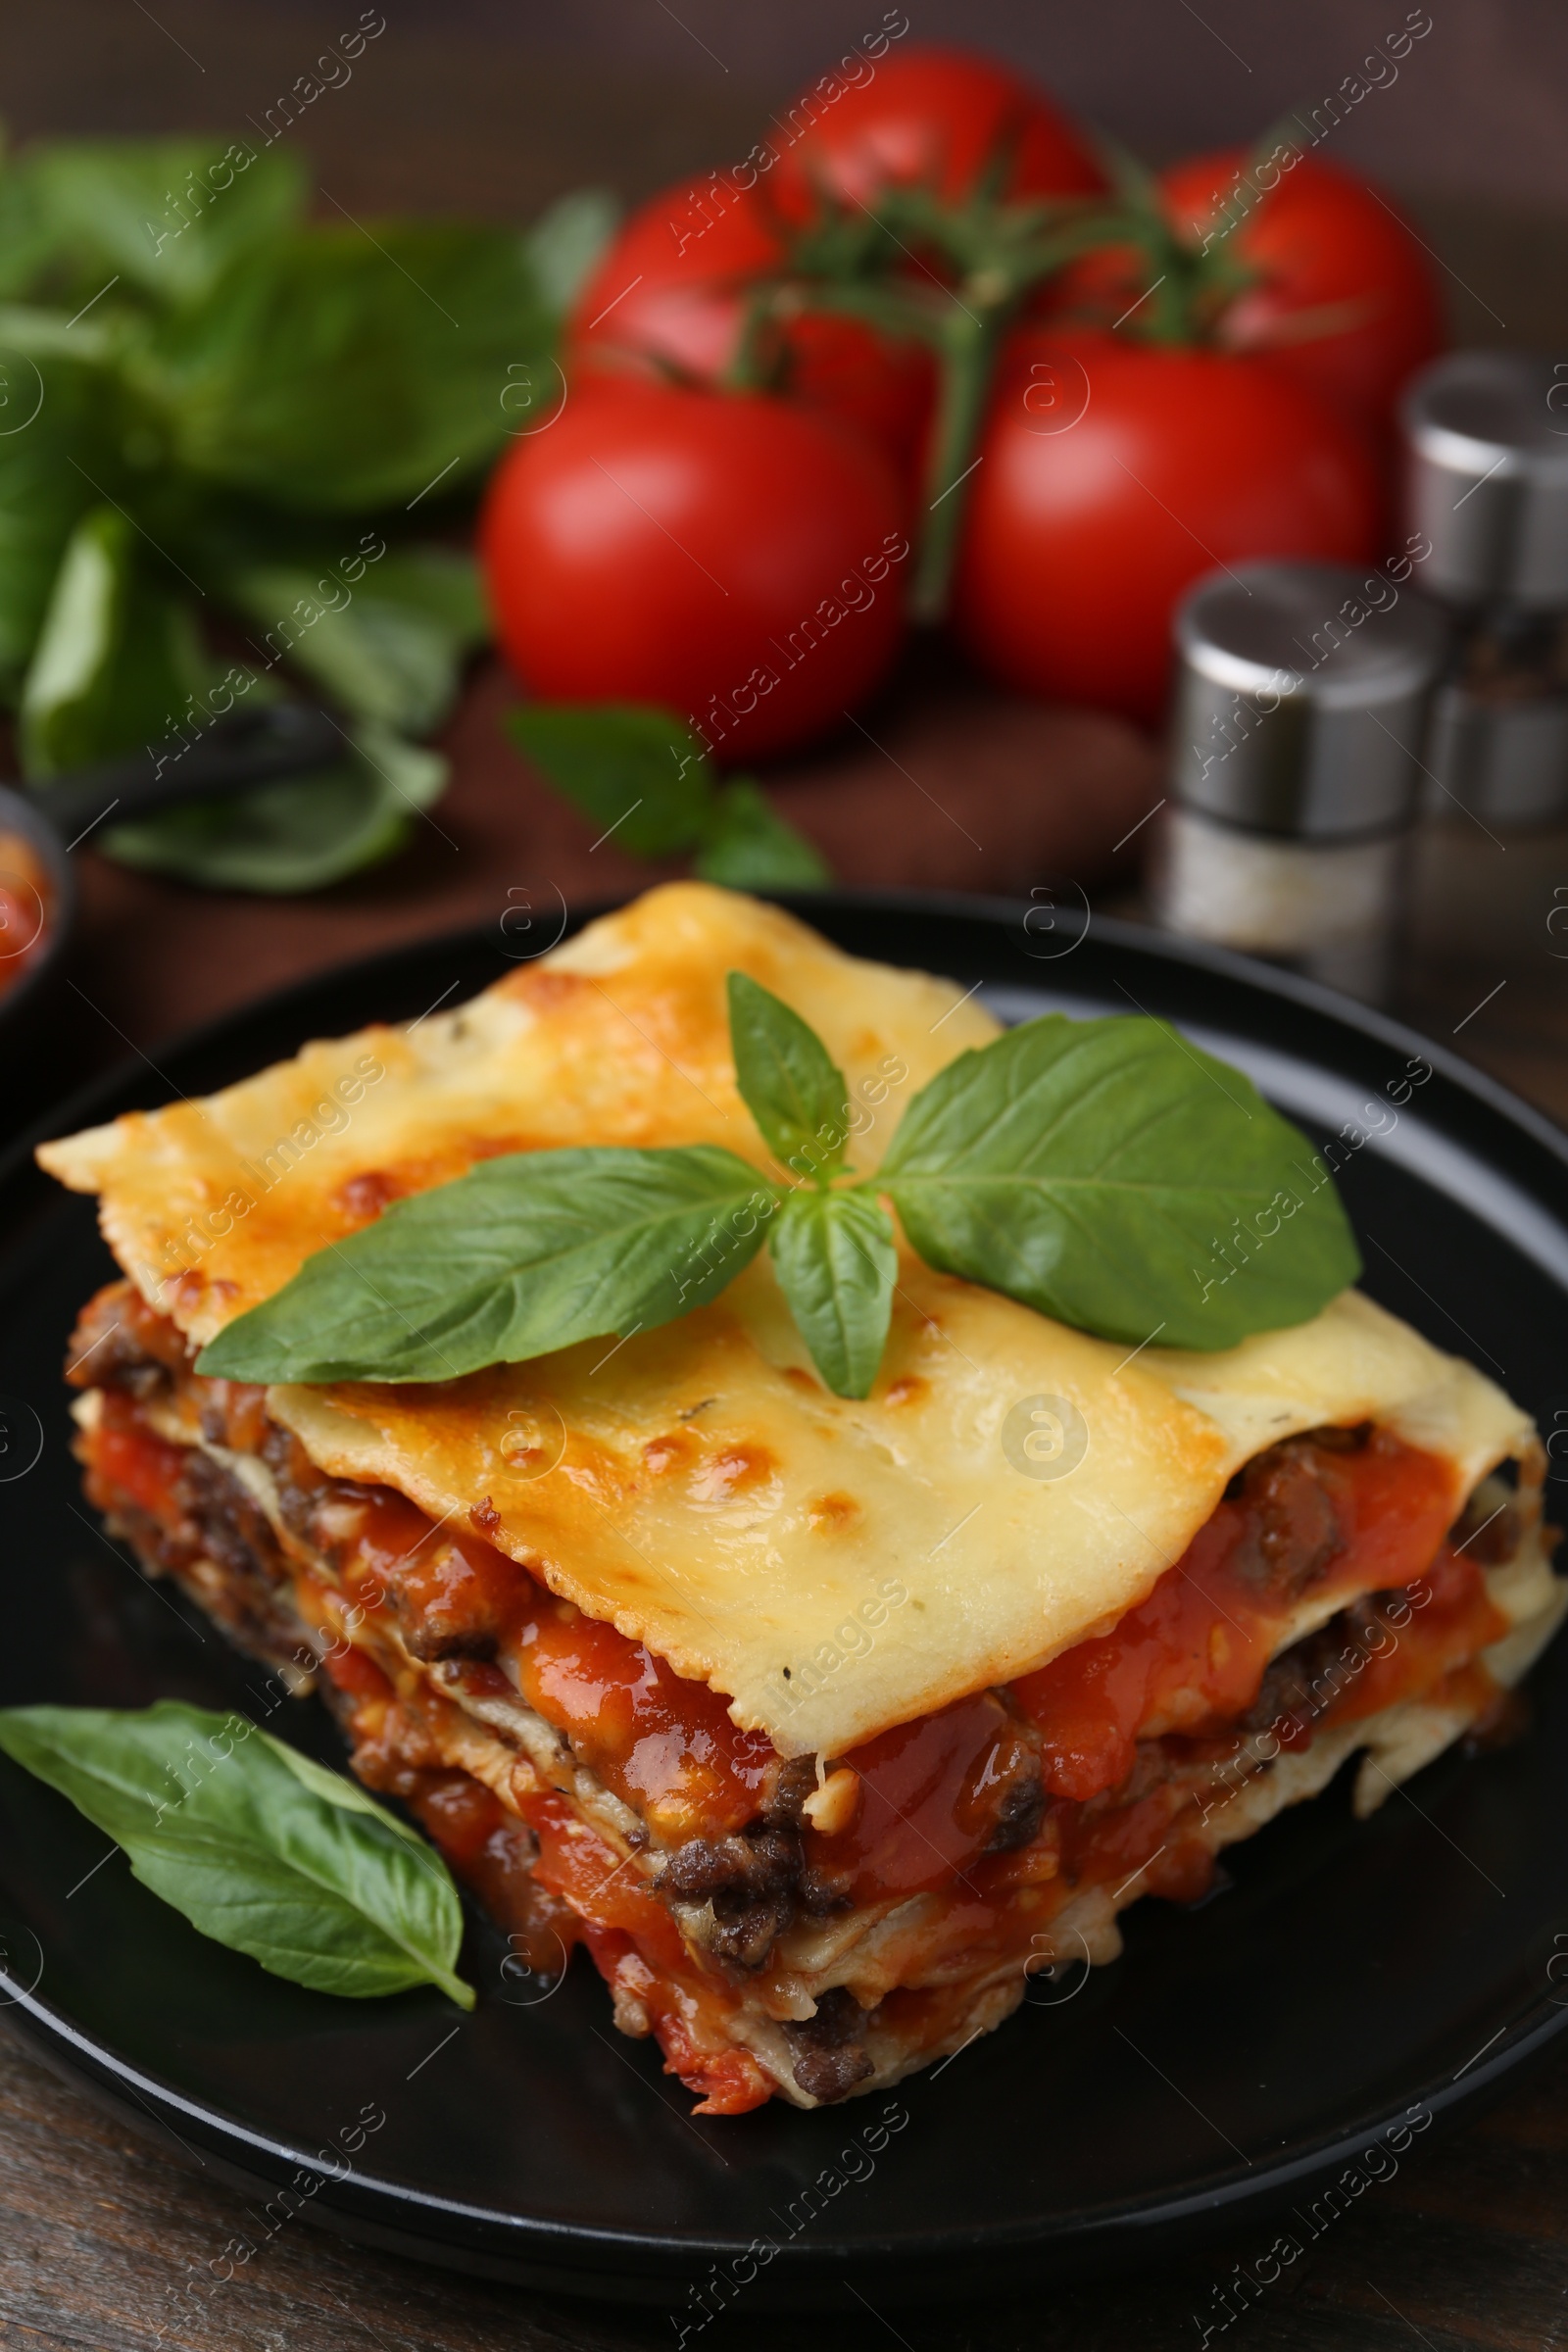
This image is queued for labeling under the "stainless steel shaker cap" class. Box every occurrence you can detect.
[1402,350,1568,607]
[1171,561,1449,841]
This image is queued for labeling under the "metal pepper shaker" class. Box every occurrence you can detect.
[1152,559,1449,1003]
[1402,349,1568,827]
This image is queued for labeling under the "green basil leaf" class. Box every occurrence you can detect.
[359,544,488,643]
[100,715,444,892]
[0,1700,472,2006]
[101,717,446,894]
[525,187,619,316]
[198,1144,775,1384]
[769,1188,896,1398]
[132,221,550,512]
[19,478,455,890]
[0,339,123,703]
[880,1014,1361,1350]
[695,778,831,890]
[726,970,851,1177]
[508,702,714,857]
[18,505,207,776]
[510,710,831,885]
[0,154,71,302]
[30,137,310,309]
[222,548,486,735]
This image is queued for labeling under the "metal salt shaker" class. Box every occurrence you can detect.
[1152,559,1449,1003]
[1402,349,1568,827]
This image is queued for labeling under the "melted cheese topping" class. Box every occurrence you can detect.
[38,884,1535,1758]
[38,884,998,1343]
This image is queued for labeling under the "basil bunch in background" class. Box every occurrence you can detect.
[201,979,1362,1396]
[0,134,612,889]
[0,1700,473,2004]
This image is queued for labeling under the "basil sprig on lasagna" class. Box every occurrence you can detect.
[198,974,1359,1396]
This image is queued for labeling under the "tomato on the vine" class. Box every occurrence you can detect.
[1046,149,1444,433]
[481,378,909,762]
[769,44,1105,219]
[951,327,1381,725]
[567,178,935,486]
[1166,148,1443,427]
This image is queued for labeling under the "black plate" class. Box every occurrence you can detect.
[3,892,1568,2310]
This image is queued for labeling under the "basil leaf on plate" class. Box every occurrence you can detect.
[508,703,714,858]
[0,1700,472,2005]
[727,970,851,1176]
[198,1144,776,1384]
[879,1013,1360,1349]
[769,1187,897,1398]
[695,778,830,891]
[101,718,447,895]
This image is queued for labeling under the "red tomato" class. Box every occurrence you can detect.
[1166,148,1443,427]
[570,178,781,381]
[769,43,1105,218]
[1047,150,1443,432]
[568,177,935,486]
[951,327,1381,725]
[481,378,909,762]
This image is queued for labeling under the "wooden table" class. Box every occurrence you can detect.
[3,2012,1568,2352]
[6,5,1568,2343]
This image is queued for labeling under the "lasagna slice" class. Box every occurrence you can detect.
[39,885,1565,2113]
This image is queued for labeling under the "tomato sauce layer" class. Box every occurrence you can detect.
[82,1397,1501,1918]
[89,1391,191,1521]
[327,1481,778,1843]
[328,1663,772,2114]
[1012,1427,1466,1800]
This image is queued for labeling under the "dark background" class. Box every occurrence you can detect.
[4,0,1567,345]
[11,0,1568,204]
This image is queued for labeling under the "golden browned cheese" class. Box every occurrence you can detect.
[39,885,1535,1757]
